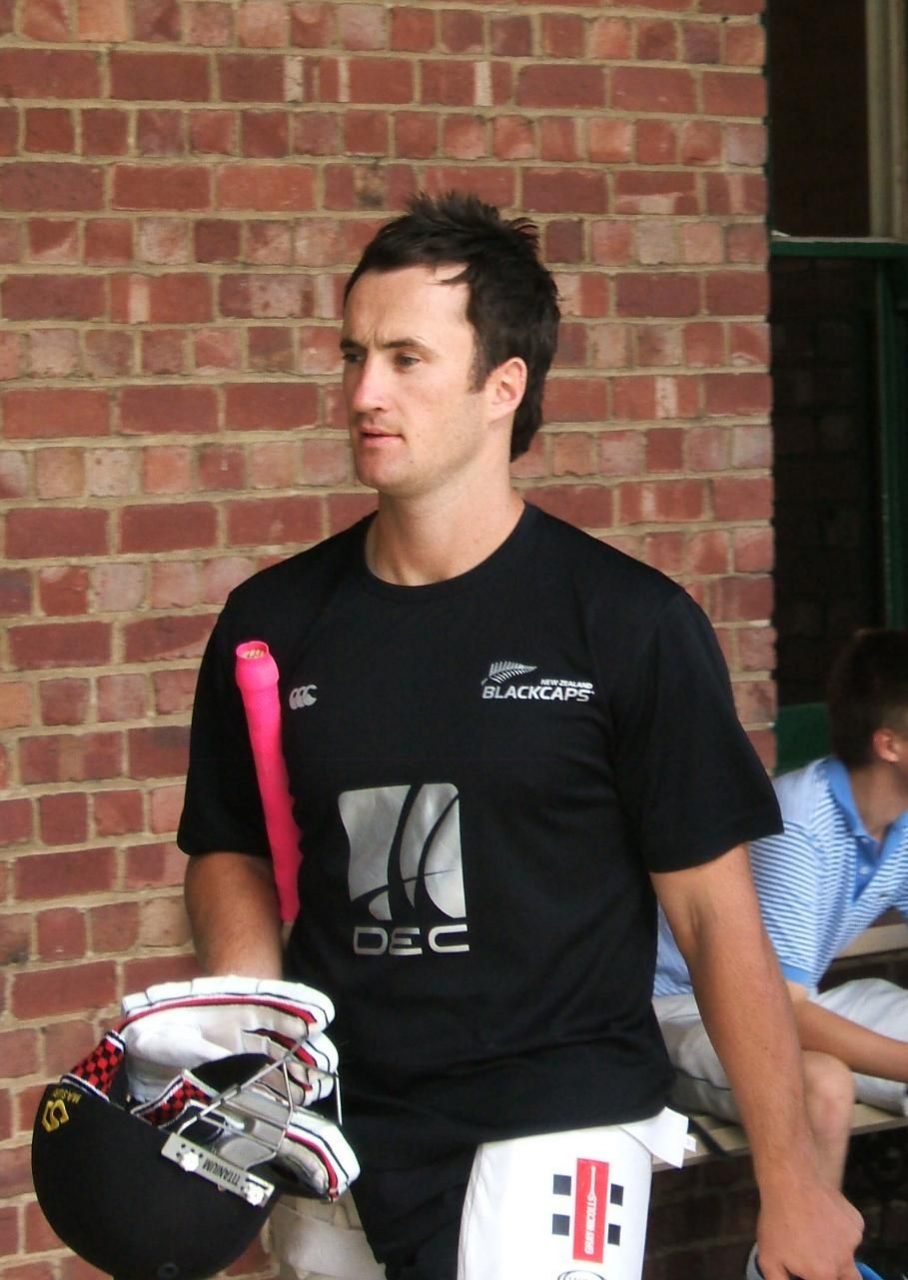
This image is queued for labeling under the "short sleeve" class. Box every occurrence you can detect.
[749,826,818,988]
[608,590,781,873]
[176,612,271,860]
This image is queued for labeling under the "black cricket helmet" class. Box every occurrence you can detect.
[31,1033,279,1280]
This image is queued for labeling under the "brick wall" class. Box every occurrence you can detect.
[0,1,770,1277]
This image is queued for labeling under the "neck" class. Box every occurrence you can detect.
[366,488,525,586]
[848,762,908,843]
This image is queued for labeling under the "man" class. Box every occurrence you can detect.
[655,628,908,1274]
[178,192,862,1280]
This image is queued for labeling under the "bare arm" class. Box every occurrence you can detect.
[788,981,908,1080]
[653,846,862,1280]
[184,851,284,978]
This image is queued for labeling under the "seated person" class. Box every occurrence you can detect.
[655,627,908,1201]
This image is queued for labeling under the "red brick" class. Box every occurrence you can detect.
[616,273,700,318]
[10,623,111,675]
[637,19,679,61]
[543,377,609,423]
[293,110,341,155]
[0,50,100,99]
[0,570,31,616]
[21,726,121,786]
[390,6,434,52]
[612,66,695,114]
[119,503,218,553]
[123,613,214,662]
[713,475,772,521]
[349,57,414,103]
[714,574,774,624]
[226,495,323,546]
[78,0,130,40]
[82,108,129,156]
[139,273,212,322]
[224,382,318,429]
[186,1,234,45]
[118,385,217,434]
[37,908,88,962]
[217,163,315,211]
[12,962,117,1018]
[84,218,133,264]
[3,274,103,321]
[733,526,774,574]
[0,801,32,850]
[128,725,189,779]
[702,70,766,118]
[136,109,185,156]
[7,504,106,560]
[684,22,722,64]
[440,9,482,53]
[0,162,104,211]
[346,110,389,156]
[4,388,109,440]
[687,529,730,575]
[614,169,698,215]
[194,218,241,262]
[26,219,79,265]
[153,667,199,716]
[24,108,76,154]
[491,13,531,56]
[89,900,141,953]
[221,274,311,319]
[84,330,133,377]
[518,64,605,109]
[636,119,677,165]
[218,52,285,101]
[110,52,210,100]
[23,0,69,40]
[139,329,187,374]
[618,478,707,524]
[287,1,333,45]
[113,164,210,210]
[704,270,768,316]
[38,565,90,616]
[39,677,90,726]
[134,0,181,41]
[249,326,294,372]
[705,171,766,216]
[243,110,290,157]
[704,372,771,417]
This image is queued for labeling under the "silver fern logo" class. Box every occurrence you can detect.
[482,660,537,685]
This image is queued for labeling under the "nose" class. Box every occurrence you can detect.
[345,353,388,415]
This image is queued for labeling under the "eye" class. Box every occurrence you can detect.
[341,349,364,366]
[394,353,419,369]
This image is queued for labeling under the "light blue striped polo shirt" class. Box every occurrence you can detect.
[654,757,908,997]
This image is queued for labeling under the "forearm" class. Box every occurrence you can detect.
[792,993,908,1082]
[687,919,820,1187]
[184,851,284,978]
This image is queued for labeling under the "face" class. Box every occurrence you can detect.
[340,264,512,502]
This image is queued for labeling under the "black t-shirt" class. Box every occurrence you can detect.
[178,505,781,1167]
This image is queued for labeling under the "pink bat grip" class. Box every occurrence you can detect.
[235,640,302,922]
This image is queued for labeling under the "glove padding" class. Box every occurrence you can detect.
[119,976,339,1107]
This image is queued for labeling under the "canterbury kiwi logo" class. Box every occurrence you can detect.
[341,783,465,920]
[41,1098,70,1132]
[289,684,317,709]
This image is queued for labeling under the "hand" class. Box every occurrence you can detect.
[755,1177,863,1280]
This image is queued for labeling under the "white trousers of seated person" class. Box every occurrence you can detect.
[654,977,908,1117]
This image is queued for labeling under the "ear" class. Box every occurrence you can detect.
[484,357,527,425]
[873,725,903,764]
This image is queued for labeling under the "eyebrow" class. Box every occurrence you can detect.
[339,335,435,355]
